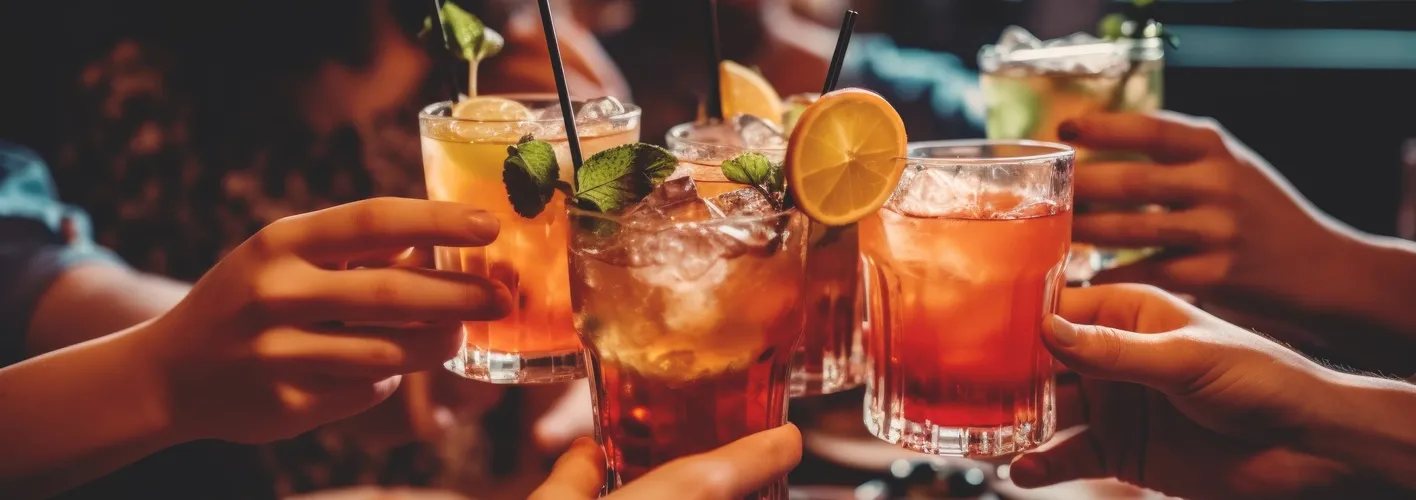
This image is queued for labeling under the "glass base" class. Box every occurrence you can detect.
[788,360,862,397]
[443,345,586,384]
[863,393,1054,458]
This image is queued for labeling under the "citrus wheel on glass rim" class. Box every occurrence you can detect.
[784,88,908,226]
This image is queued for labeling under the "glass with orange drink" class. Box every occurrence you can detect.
[861,139,1073,457]
[420,95,641,383]
[666,61,865,397]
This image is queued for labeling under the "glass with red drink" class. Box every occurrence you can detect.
[861,139,1073,457]
[567,177,808,499]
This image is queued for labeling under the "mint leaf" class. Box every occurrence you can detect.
[768,163,785,193]
[573,144,678,213]
[721,152,774,187]
[424,0,503,63]
[503,137,560,218]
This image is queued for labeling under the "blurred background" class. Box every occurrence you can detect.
[1,0,1414,499]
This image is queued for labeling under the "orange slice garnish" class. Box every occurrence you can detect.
[719,60,785,124]
[785,88,908,225]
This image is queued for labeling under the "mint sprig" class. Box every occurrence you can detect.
[422,0,503,62]
[504,142,679,217]
[573,144,679,213]
[722,152,787,210]
[503,135,560,218]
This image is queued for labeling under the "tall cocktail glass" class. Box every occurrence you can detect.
[419,96,641,383]
[980,30,1162,282]
[862,139,1073,457]
[568,187,807,499]
[666,117,863,397]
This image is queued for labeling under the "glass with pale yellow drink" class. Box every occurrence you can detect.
[419,95,641,383]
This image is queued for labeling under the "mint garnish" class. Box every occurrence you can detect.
[423,0,504,62]
[573,144,678,213]
[722,152,787,210]
[503,135,560,218]
[721,152,776,189]
[421,0,503,96]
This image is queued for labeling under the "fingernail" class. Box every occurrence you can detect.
[469,212,500,241]
[1049,315,1078,347]
[1057,121,1080,142]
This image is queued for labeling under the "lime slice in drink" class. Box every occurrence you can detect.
[984,78,1041,140]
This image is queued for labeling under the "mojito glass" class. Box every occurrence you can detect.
[980,30,1162,282]
[862,140,1073,457]
[667,113,864,397]
[568,180,807,499]
[419,96,641,383]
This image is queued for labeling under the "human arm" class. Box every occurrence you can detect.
[0,140,189,358]
[529,424,803,500]
[0,198,512,498]
[1301,371,1416,490]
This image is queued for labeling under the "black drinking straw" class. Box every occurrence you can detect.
[430,0,462,98]
[821,10,859,94]
[704,0,724,120]
[535,0,584,171]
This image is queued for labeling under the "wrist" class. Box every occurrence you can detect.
[114,319,192,446]
[1299,370,1416,488]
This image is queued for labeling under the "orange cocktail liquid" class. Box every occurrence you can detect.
[862,200,1069,456]
[421,127,638,382]
[689,163,862,396]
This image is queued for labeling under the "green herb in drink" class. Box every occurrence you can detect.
[504,141,678,217]
[421,0,504,96]
[722,151,788,209]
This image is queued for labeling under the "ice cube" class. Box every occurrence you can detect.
[990,26,1128,76]
[732,114,787,150]
[533,103,566,121]
[577,96,626,123]
[709,187,776,217]
[683,121,744,147]
[657,199,725,223]
[644,173,701,208]
[995,25,1042,52]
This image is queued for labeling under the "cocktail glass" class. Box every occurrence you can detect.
[862,139,1073,457]
[979,29,1162,282]
[666,112,864,397]
[567,181,807,499]
[419,95,641,383]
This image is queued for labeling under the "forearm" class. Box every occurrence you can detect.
[0,323,183,498]
[27,264,189,355]
[1323,231,1416,335]
[1301,371,1416,490]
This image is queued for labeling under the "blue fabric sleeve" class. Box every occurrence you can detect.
[840,35,988,141]
[0,139,124,366]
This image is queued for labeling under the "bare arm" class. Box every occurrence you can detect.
[1329,231,1416,336]
[0,321,182,499]
[27,263,188,355]
[1302,371,1416,490]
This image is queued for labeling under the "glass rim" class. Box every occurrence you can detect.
[979,36,1164,62]
[567,204,798,231]
[906,139,1075,166]
[419,95,643,124]
[665,121,788,154]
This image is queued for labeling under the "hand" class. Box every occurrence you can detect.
[138,198,513,444]
[529,425,803,500]
[1010,285,1371,499]
[1062,112,1350,310]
